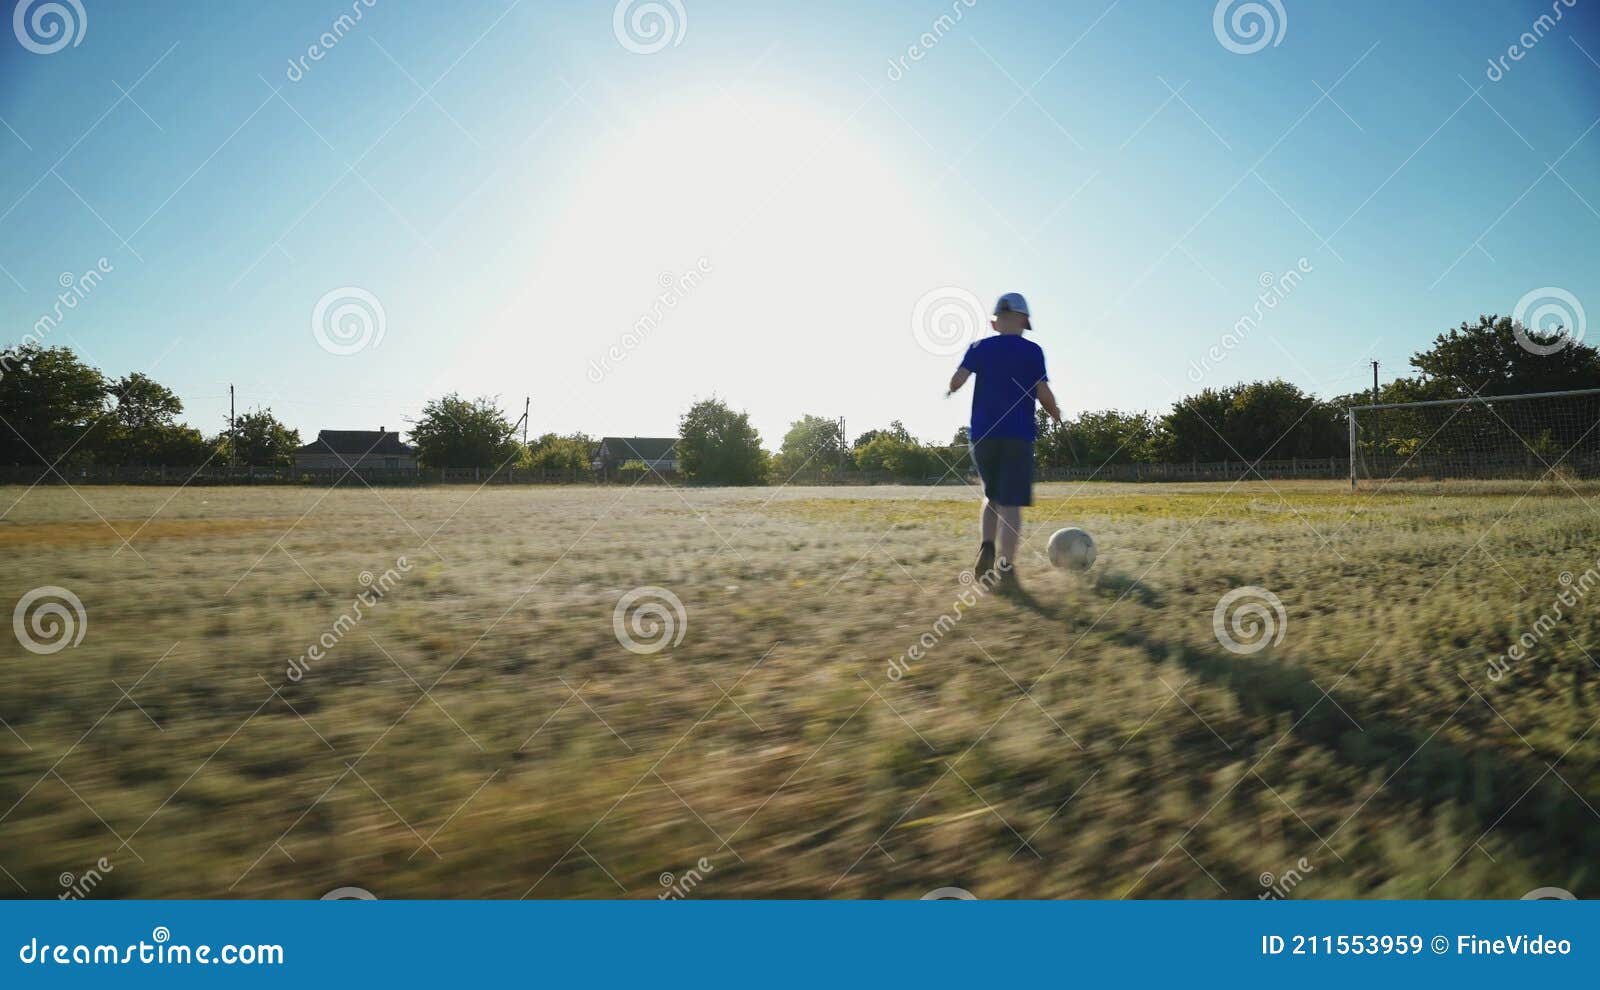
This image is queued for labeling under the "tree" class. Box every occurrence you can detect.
[774,414,844,478]
[1160,381,1342,462]
[222,408,300,468]
[1337,316,1600,463]
[678,398,768,485]
[526,432,594,472]
[95,373,211,466]
[1410,314,1600,397]
[0,344,107,467]
[1038,409,1162,469]
[852,421,912,453]
[410,394,521,469]
[854,426,937,479]
[939,426,973,474]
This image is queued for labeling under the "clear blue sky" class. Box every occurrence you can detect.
[2,0,1597,447]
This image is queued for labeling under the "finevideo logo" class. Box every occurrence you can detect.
[18,927,284,966]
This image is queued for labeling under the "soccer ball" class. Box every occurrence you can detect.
[1047,527,1096,571]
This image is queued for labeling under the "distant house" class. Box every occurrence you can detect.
[294,428,418,472]
[592,437,678,473]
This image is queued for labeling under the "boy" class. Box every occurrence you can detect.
[946,292,1061,586]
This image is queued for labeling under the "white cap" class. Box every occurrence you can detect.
[993,292,1031,329]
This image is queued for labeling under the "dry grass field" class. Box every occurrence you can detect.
[1,479,1597,899]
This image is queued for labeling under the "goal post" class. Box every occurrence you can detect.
[1348,387,1600,488]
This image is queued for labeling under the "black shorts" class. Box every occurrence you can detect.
[971,436,1034,507]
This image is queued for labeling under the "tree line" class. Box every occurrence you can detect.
[2,313,1593,483]
[748,314,1599,484]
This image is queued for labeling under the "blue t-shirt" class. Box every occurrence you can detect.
[959,334,1048,441]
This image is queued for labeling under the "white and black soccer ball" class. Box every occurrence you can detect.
[1047,527,1096,571]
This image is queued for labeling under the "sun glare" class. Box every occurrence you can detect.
[460,88,960,437]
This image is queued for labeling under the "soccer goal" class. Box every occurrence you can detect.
[1348,387,1600,488]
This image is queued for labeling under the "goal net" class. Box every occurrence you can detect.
[1348,387,1600,486]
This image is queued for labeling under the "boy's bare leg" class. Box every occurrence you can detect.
[996,504,1022,567]
[975,499,999,579]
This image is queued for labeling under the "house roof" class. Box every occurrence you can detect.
[295,430,416,456]
[595,437,677,461]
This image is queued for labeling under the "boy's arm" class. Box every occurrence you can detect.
[1036,380,1062,423]
[947,367,971,396]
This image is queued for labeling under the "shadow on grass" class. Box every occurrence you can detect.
[1091,569,1164,607]
[1003,568,1159,616]
[1005,580,1600,891]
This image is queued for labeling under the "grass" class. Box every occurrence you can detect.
[0,478,1597,899]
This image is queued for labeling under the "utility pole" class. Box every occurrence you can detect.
[838,416,846,471]
[229,384,235,469]
[523,396,530,448]
[1369,360,1381,483]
